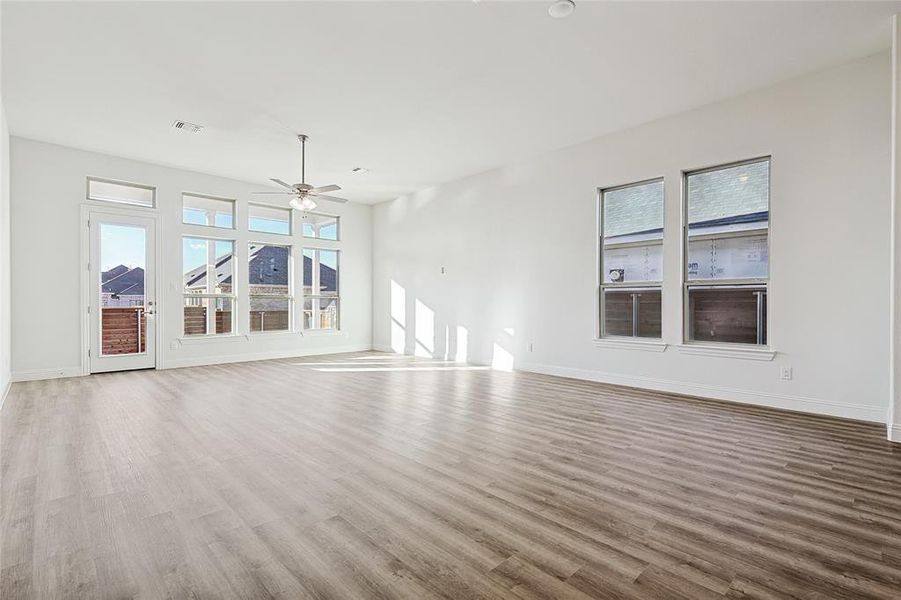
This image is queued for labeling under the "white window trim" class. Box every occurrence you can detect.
[674,343,775,361]
[682,156,772,349]
[593,338,668,352]
[597,177,665,340]
[177,333,247,345]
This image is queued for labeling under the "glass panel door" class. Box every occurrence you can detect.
[89,211,156,373]
[100,224,146,355]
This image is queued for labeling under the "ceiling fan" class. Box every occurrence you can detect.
[252,134,348,211]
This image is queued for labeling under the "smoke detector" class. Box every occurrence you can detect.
[171,120,204,134]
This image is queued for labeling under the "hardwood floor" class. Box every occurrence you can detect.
[2,352,901,599]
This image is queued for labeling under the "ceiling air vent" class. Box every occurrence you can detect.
[171,120,204,134]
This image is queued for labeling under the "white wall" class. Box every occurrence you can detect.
[373,53,891,423]
[10,139,372,378]
[0,3,11,403]
[0,107,8,400]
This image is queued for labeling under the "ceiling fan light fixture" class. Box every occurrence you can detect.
[548,0,575,19]
[290,196,318,211]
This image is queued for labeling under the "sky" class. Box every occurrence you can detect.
[100,215,338,280]
[100,224,145,271]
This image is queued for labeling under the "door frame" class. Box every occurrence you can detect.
[80,203,163,375]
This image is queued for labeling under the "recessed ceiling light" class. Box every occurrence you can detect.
[351,167,370,175]
[171,120,204,134]
[548,0,575,19]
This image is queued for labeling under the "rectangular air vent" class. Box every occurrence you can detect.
[171,120,204,133]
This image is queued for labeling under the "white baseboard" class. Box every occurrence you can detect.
[10,346,375,381]
[11,367,85,382]
[888,423,901,443]
[517,361,884,423]
[161,344,373,370]
[371,344,397,353]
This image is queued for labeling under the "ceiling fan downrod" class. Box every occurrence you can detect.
[298,134,307,185]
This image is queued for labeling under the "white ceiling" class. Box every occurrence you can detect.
[3,1,900,204]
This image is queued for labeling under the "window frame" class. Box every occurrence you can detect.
[182,235,238,337]
[86,176,156,208]
[300,211,340,241]
[302,247,340,331]
[247,242,294,334]
[248,202,292,236]
[681,156,771,348]
[597,177,665,340]
[182,192,236,230]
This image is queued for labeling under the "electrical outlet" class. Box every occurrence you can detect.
[780,366,793,381]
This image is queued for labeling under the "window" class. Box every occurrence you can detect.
[684,158,769,345]
[301,212,339,241]
[599,179,664,338]
[303,248,339,330]
[87,177,155,208]
[249,203,291,235]
[248,243,292,332]
[183,237,236,335]
[182,193,235,228]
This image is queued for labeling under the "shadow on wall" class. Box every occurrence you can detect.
[389,279,514,371]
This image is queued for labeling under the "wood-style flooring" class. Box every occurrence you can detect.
[2,352,901,599]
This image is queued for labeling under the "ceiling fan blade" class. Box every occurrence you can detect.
[316,194,349,204]
[270,178,296,190]
[251,191,296,195]
[311,184,341,194]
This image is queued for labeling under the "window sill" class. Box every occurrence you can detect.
[177,334,248,345]
[593,338,667,352]
[249,329,296,337]
[675,343,775,361]
[302,329,345,337]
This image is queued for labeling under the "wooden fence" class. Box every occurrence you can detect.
[604,291,662,338]
[183,306,290,334]
[101,307,146,355]
[184,306,233,336]
[250,311,290,332]
[689,289,765,344]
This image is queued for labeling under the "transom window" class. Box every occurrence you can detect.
[249,203,291,235]
[87,177,155,208]
[684,157,769,345]
[183,193,235,229]
[301,212,339,241]
[599,178,664,339]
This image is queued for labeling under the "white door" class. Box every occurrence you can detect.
[89,211,157,373]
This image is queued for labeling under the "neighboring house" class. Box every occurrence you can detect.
[604,165,768,282]
[101,265,145,307]
[184,245,336,296]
